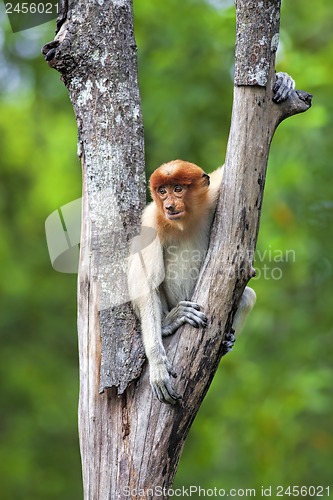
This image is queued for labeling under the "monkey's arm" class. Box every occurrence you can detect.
[162,301,208,337]
[137,292,181,404]
[128,225,181,405]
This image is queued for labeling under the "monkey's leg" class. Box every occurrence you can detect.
[139,292,181,405]
[162,301,208,337]
[232,286,256,333]
[222,286,256,356]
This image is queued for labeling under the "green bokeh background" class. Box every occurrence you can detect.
[0,0,332,498]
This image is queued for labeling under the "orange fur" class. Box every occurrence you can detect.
[150,160,208,191]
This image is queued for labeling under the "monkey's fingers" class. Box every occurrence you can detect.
[166,361,178,378]
[178,300,202,310]
[182,317,200,328]
[273,72,295,103]
[183,311,208,328]
[178,302,208,326]
[152,381,181,405]
[163,381,182,404]
[152,384,166,404]
[273,86,291,103]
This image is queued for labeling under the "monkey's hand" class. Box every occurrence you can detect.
[150,358,181,405]
[221,328,236,357]
[162,301,208,337]
[273,72,295,103]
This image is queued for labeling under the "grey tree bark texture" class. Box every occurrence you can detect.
[42,0,311,499]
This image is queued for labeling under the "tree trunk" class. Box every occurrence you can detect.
[42,1,311,499]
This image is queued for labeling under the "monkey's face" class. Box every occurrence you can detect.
[156,184,188,221]
[150,160,210,225]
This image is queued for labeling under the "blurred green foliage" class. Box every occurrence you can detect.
[0,0,332,498]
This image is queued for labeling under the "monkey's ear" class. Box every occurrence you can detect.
[202,173,210,186]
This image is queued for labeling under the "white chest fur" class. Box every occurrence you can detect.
[161,235,208,309]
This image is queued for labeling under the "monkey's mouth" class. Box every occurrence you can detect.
[166,211,184,221]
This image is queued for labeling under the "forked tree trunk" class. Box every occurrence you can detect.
[42,1,311,498]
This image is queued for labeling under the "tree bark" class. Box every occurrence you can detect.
[42,1,311,499]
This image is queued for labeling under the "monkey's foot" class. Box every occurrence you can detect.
[221,328,236,356]
[150,360,181,405]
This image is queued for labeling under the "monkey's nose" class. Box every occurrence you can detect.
[165,204,176,212]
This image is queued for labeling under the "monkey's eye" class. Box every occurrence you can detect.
[174,185,183,193]
[157,187,167,195]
